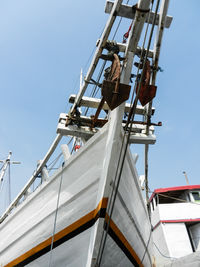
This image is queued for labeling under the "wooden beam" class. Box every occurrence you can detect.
[116,42,154,58]
[70,0,123,115]
[129,133,156,144]
[105,1,173,28]
[57,112,155,143]
[0,134,62,223]
[57,122,156,144]
[124,124,154,133]
[69,95,155,115]
[57,124,95,141]
[58,113,155,133]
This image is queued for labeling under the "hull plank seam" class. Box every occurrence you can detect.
[5,198,141,267]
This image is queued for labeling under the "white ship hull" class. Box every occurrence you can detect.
[0,124,152,266]
[0,0,174,265]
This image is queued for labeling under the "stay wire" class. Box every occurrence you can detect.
[48,162,65,267]
[8,162,11,205]
[83,61,105,116]
[97,0,159,265]
[125,0,160,131]
[140,1,162,262]
[153,242,177,260]
[141,227,152,264]
[0,163,4,171]
[134,1,161,264]
[84,0,129,117]
[47,153,62,170]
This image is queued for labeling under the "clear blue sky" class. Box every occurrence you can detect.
[0,0,199,210]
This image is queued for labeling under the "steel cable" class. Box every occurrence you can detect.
[96,0,160,265]
[48,162,65,267]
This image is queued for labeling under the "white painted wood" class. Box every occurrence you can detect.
[139,175,145,190]
[57,119,155,145]
[0,151,12,183]
[152,195,200,265]
[61,144,71,161]
[70,0,123,115]
[164,223,193,258]
[132,153,139,163]
[165,252,200,267]
[58,122,155,144]
[116,42,154,58]
[152,203,200,226]
[0,134,62,223]
[151,0,171,88]
[86,0,153,265]
[37,160,49,182]
[100,40,154,57]
[152,224,170,266]
[144,0,171,205]
[145,0,171,123]
[57,124,97,140]
[69,94,155,115]
[0,126,108,266]
[129,133,156,144]
[105,1,173,28]
[189,223,200,251]
[0,123,153,266]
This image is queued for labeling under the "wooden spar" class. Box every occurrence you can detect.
[0,134,62,223]
[0,152,12,184]
[145,0,171,133]
[69,94,155,115]
[69,0,123,116]
[105,1,173,28]
[0,152,21,204]
[57,123,155,144]
[86,0,152,265]
[152,0,171,86]
[144,0,171,204]
[113,42,154,58]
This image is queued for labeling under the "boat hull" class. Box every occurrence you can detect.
[0,125,152,267]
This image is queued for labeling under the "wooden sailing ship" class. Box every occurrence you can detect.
[0,0,173,266]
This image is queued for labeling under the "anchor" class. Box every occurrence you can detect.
[93,53,131,126]
[136,59,157,106]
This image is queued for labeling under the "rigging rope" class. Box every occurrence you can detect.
[48,162,64,267]
[153,242,177,260]
[47,153,63,172]
[83,2,128,117]
[96,0,160,264]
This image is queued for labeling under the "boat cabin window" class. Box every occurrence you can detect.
[155,191,189,204]
[190,191,200,203]
[152,189,200,205]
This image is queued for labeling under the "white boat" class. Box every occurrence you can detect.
[0,0,173,266]
[150,185,200,266]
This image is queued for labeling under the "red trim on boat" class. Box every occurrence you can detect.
[153,218,200,230]
[149,184,200,202]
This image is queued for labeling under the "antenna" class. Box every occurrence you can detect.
[0,151,21,205]
[183,171,189,185]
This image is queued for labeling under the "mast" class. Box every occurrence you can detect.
[144,0,170,206]
[0,135,61,223]
[69,0,123,115]
[0,0,173,226]
[0,151,20,205]
[86,0,153,265]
